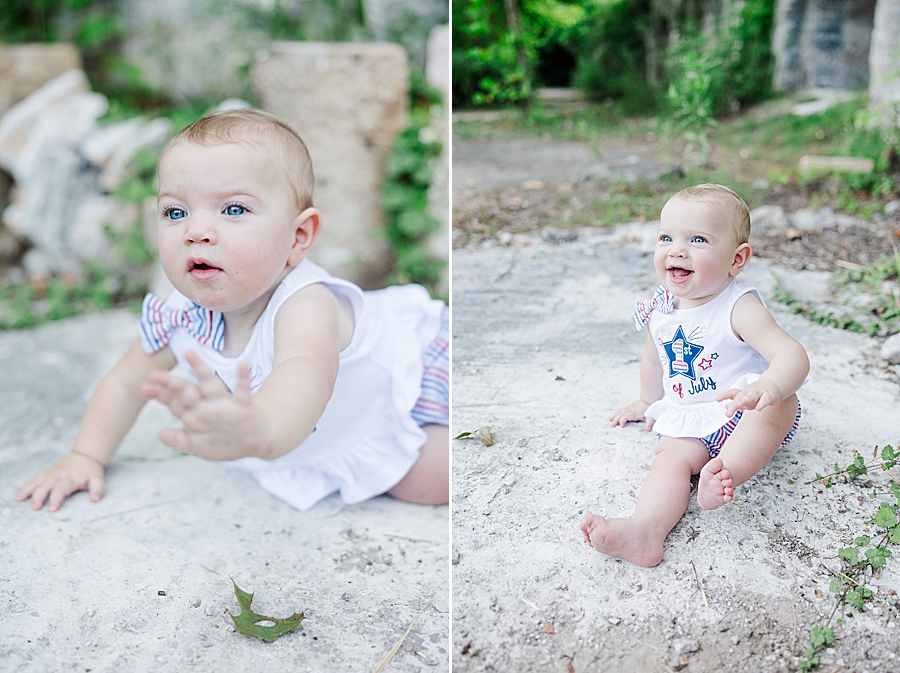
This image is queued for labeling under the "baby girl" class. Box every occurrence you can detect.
[17,108,448,512]
[581,184,809,566]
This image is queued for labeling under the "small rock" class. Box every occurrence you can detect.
[881,333,900,365]
[607,617,621,625]
[672,637,700,655]
[522,180,545,190]
[731,635,740,646]
[192,599,201,608]
[750,205,789,236]
[452,550,460,565]
[785,227,802,241]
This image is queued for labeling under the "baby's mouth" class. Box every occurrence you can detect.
[668,266,693,282]
[186,258,223,279]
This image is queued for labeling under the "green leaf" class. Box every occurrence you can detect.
[890,524,900,544]
[838,547,860,566]
[854,536,871,546]
[810,625,834,648]
[845,589,865,611]
[865,547,889,569]
[873,503,898,529]
[227,580,304,643]
[829,578,844,593]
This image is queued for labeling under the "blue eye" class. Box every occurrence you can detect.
[165,207,187,221]
[224,204,246,216]
[691,236,707,243]
[659,235,672,243]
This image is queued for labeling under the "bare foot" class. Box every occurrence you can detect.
[580,511,665,567]
[697,457,734,510]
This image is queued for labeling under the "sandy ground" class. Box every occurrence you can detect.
[0,310,448,672]
[451,224,900,672]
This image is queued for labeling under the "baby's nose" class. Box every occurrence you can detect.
[184,218,216,244]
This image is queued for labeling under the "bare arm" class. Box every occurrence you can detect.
[17,339,177,510]
[717,292,810,415]
[610,329,664,429]
[252,284,344,458]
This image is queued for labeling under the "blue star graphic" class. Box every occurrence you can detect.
[663,325,704,381]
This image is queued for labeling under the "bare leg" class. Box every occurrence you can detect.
[581,437,709,566]
[387,424,449,505]
[697,394,798,510]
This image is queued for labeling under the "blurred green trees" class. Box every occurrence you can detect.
[453,0,777,117]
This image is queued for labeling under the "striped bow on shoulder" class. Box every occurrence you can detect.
[633,285,675,332]
[138,293,225,354]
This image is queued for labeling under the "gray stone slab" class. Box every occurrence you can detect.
[1,310,448,671]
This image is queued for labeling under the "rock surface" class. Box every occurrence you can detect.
[0,310,448,672]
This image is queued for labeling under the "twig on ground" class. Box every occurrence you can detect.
[372,598,432,673]
[521,597,542,612]
[84,498,181,523]
[690,560,709,609]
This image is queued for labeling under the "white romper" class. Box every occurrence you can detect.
[643,279,769,438]
[146,259,445,510]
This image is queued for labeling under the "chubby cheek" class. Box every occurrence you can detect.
[652,250,668,281]
[156,233,184,282]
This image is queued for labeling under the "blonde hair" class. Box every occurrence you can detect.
[670,183,751,244]
[165,108,315,211]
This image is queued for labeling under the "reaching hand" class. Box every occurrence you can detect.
[15,452,105,512]
[141,350,269,461]
[717,379,783,417]
[609,400,654,431]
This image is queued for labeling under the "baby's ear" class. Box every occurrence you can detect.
[729,242,752,276]
[288,208,321,266]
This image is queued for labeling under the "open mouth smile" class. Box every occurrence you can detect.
[667,266,693,283]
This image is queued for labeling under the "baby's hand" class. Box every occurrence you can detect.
[610,400,653,431]
[141,350,268,461]
[717,380,783,416]
[15,452,105,512]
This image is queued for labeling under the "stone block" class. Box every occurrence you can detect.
[252,42,409,287]
[798,154,875,173]
[0,43,82,118]
[869,0,900,107]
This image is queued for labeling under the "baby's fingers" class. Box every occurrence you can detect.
[715,388,740,403]
[234,361,252,404]
[184,350,230,398]
[46,480,80,512]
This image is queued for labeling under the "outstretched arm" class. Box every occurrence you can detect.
[141,284,346,461]
[717,292,810,416]
[16,339,177,511]
[610,328,664,430]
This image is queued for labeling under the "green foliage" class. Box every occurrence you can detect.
[234,0,366,43]
[381,75,446,297]
[801,444,900,669]
[571,0,653,112]
[773,248,900,339]
[665,34,718,165]
[452,0,591,107]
